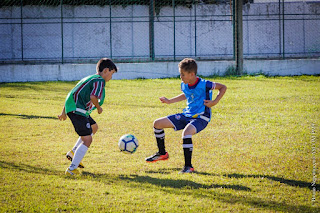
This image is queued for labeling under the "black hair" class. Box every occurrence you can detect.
[97,58,118,73]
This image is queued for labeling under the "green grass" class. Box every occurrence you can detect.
[0,76,319,212]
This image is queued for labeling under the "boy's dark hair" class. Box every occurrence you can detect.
[97,58,118,73]
[178,58,197,75]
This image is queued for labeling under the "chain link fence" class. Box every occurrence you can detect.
[0,0,319,64]
[243,0,320,59]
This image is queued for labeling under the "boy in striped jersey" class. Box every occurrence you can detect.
[58,58,117,175]
[145,58,227,173]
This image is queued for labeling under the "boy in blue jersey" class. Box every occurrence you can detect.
[145,58,227,173]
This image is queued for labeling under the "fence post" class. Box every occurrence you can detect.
[234,0,243,75]
[20,0,24,61]
[194,0,197,57]
[110,0,113,59]
[278,0,282,58]
[173,0,176,61]
[60,0,64,64]
[149,0,155,61]
[282,0,285,59]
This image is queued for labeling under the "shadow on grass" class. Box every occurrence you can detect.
[119,174,251,191]
[1,162,318,212]
[1,160,313,191]
[0,81,74,92]
[82,171,317,212]
[0,161,60,175]
[81,170,250,191]
[146,168,314,190]
[117,172,317,212]
[0,113,57,120]
[145,167,181,174]
[224,173,314,190]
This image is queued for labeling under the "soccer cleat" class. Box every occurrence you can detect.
[66,150,85,168]
[145,152,169,163]
[65,168,80,176]
[179,166,194,174]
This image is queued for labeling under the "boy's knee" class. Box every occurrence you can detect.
[153,119,160,129]
[182,131,190,138]
[153,117,174,129]
[182,126,196,137]
[92,123,98,134]
[81,135,93,147]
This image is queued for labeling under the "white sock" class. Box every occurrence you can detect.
[69,144,88,170]
[72,137,83,153]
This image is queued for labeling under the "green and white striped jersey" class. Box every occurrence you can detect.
[65,74,105,117]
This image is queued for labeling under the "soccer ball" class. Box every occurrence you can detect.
[118,134,139,154]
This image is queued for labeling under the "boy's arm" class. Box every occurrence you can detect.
[160,93,186,104]
[204,83,227,108]
[90,95,103,114]
[58,106,67,121]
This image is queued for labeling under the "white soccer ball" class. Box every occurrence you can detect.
[118,134,139,154]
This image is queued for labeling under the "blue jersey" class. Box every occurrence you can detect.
[181,78,215,122]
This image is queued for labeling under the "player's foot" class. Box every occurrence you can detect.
[179,166,194,174]
[65,168,80,176]
[145,152,169,162]
[66,150,85,168]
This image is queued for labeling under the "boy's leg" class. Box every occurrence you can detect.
[66,136,85,168]
[71,122,96,152]
[145,117,174,162]
[68,123,97,156]
[179,119,208,174]
[91,123,98,135]
[153,117,174,154]
[68,135,91,171]
[66,113,95,174]
[66,116,97,169]
[181,124,197,173]
[72,137,83,153]
[154,128,166,155]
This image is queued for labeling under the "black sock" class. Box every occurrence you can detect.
[154,128,166,155]
[183,136,193,167]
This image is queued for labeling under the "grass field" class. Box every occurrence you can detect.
[0,76,319,212]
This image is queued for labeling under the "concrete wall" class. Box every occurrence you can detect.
[0,59,319,83]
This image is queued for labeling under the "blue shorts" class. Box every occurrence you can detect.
[167,113,209,133]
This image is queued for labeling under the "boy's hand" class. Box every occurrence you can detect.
[58,112,67,121]
[90,95,103,114]
[97,107,103,114]
[204,83,227,108]
[203,99,218,108]
[58,106,67,121]
[159,97,170,104]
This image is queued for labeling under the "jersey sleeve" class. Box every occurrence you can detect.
[90,79,105,99]
[205,80,216,91]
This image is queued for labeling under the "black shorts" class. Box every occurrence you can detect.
[67,112,96,136]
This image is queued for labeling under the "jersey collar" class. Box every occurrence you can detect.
[188,77,200,89]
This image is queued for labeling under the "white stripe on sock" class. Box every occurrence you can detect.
[183,144,193,149]
[155,133,165,138]
[183,135,192,139]
[153,128,164,133]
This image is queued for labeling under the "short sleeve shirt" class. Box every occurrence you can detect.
[181,77,215,122]
[65,74,105,117]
